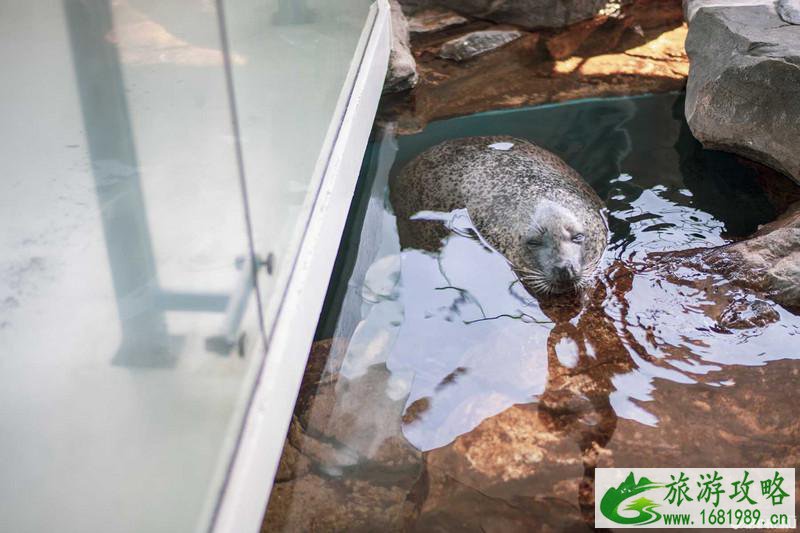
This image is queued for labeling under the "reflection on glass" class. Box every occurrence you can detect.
[0,1,372,532]
[222,0,373,325]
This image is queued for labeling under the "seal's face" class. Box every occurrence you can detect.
[516,200,589,295]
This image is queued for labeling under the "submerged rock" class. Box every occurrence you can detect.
[299,365,421,476]
[650,185,800,312]
[438,29,525,61]
[701,202,800,310]
[684,2,800,184]
[717,298,781,330]
[264,474,410,532]
[415,404,589,531]
[407,7,468,34]
[385,0,419,93]
[264,352,422,530]
[602,359,800,471]
[273,440,311,483]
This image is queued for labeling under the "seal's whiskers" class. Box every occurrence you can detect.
[394,136,608,299]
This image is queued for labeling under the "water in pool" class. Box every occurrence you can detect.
[264,93,800,531]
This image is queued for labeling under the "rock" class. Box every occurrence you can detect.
[543,0,681,60]
[739,156,800,214]
[601,359,800,470]
[300,366,421,476]
[263,474,410,532]
[684,3,800,184]
[402,0,623,30]
[545,14,612,59]
[777,0,800,24]
[266,366,422,529]
[653,195,800,311]
[717,297,781,330]
[627,0,684,29]
[701,201,800,309]
[412,278,635,528]
[385,0,419,93]
[274,441,311,482]
[380,0,687,134]
[415,404,590,531]
[567,24,688,77]
[407,7,468,35]
[287,416,360,473]
[683,0,772,22]
[426,404,583,488]
[293,339,344,433]
[438,29,525,61]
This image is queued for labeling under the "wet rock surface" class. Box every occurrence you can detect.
[299,365,421,475]
[380,0,688,133]
[263,340,422,531]
[267,249,800,531]
[407,7,468,35]
[694,201,800,311]
[684,2,800,184]
[385,0,419,94]
[717,297,781,330]
[264,474,410,532]
[601,359,800,497]
[265,265,800,531]
[265,185,800,531]
[416,405,591,531]
[438,29,524,61]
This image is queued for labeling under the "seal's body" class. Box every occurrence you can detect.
[391,136,607,294]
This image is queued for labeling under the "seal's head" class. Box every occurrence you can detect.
[515,200,592,295]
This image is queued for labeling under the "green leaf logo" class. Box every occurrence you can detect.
[600,472,664,525]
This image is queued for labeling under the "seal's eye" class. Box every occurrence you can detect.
[572,233,585,243]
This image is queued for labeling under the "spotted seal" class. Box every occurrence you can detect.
[390,136,608,295]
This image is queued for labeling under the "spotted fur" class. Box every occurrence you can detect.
[390,136,608,294]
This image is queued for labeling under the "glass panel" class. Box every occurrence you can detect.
[0,2,255,532]
[222,0,373,325]
[0,1,372,532]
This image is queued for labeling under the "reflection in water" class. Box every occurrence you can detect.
[265,94,800,531]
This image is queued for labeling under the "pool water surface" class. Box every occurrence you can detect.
[264,93,800,532]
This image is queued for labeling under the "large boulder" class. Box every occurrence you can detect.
[684,1,800,184]
[401,0,622,29]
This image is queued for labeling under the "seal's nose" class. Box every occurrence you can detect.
[555,264,577,282]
